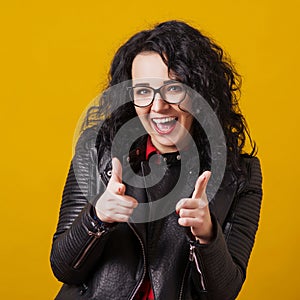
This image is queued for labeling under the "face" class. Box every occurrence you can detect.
[131,52,193,153]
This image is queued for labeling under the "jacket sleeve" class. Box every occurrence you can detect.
[192,156,263,300]
[50,128,113,285]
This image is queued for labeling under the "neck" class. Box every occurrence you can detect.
[150,134,192,154]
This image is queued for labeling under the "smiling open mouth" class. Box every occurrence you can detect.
[151,117,178,134]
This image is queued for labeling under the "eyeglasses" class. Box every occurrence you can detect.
[128,82,187,108]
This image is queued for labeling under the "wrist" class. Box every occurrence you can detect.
[90,206,116,232]
[194,223,213,244]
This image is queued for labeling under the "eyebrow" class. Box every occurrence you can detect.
[134,83,150,87]
[133,80,177,87]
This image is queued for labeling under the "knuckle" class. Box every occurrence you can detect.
[180,218,187,226]
[196,217,204,226]
[107,211,116,220]
[128,208,133,215]
[197,210,204,217]
[107,216,114,223]
[121,215,129,222]
[196,219,203,226]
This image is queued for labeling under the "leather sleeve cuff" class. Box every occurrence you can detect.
[89,205,117,232]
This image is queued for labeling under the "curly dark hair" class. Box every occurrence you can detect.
[83,20,256,176]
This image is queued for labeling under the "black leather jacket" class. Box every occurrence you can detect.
[50,128,262,300]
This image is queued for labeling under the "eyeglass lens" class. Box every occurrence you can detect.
[131,83,186,107]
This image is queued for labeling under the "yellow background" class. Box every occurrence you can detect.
[0,0,299,299]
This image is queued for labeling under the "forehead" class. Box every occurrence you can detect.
[132,52,171,86]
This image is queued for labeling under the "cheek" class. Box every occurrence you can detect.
[135,107,149,118]
[176,108,193,131]
[178,95,192,112]
[135,107,151,129]
[184,114,194,131]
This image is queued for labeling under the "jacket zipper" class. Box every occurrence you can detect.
[73,228,106,269]
[179,260,190,300]
[179,242,207,300]
[128,222,147,300]
[189,243,206,291]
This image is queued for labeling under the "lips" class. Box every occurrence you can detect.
[151,117,177,134]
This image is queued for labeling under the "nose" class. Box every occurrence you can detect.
[151,91,170,112]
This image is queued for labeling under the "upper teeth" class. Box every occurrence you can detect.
[152,117,176,124]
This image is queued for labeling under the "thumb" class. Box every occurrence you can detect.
[192,171,211,199]
[111,157,123,183]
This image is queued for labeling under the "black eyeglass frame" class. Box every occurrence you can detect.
[127,82,188,108]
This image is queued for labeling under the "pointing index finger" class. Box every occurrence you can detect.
[111,157,123,183]
[192,171,211,199]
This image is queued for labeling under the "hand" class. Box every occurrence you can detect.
[176,171,213,244]
[95,157,138,223]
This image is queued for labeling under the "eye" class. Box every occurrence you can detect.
[134,87,152,96]
[167,84,183,93]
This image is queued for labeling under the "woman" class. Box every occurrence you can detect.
[50,20,262,300]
